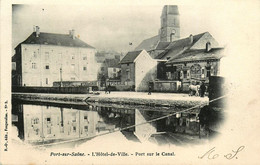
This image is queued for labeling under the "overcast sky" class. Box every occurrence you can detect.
[12,3,242,54]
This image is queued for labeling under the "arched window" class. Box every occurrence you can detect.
[190,64,201,79]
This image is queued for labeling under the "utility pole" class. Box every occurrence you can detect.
[60,66,63,87]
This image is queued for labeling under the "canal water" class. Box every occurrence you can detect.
[12,99,207,148]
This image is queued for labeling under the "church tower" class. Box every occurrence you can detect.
[159,5,180,42]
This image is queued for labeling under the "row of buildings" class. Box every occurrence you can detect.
[12,5,226,92]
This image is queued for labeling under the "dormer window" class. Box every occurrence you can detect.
[206,42,211,52]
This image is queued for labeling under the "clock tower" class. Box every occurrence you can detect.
[159,5,180,42]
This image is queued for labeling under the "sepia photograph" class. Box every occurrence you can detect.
[1,0,260,164]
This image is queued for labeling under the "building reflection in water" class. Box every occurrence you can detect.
[134,109,200,144]
[14,105,99,145]
[12,102,201,146]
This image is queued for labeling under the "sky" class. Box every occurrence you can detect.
[12,3,231,54]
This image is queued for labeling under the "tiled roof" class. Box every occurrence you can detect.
[155,32,207,59]
[167,48,225,64]
[135,35,160,51]
[155,42,171,50]
[20,32,95,48]
[120,50,142,64]
[105,59,121,68]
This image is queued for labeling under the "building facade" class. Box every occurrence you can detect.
[165,46,225,91]
[12,27,97,87]
[120,50,158,91]
[98,58,121,87]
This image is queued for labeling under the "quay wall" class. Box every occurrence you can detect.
[12,92,209,109]
[12,86,98,94]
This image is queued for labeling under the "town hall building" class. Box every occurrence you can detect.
[12,26,97,87]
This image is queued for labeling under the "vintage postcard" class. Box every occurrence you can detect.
[1,0,260,164]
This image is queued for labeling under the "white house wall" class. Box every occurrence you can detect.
[21,44,97,86]
[134,109,157,143]
[135,51,157,91]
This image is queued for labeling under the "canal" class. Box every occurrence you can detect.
[12,99,211,148]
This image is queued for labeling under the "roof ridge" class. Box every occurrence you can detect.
[155,32,210,59]
[19,32,95,49]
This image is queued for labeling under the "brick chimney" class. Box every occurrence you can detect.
[71,29,75,39]
[206,42,211,52]
[189,34,193,44]
[35,26,40,37]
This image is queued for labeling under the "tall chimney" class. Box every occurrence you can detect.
[189,34,193,44]
[206,42,211,52]
[36,26,40,37]
[71,29,75,39]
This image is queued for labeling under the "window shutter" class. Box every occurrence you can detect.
[201,67,205,78]
[211,66,214,76]
[180,70,183,79]
[187,70,190,79]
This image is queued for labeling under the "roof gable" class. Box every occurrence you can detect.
[20,32,95,48]
[190,32,219,50]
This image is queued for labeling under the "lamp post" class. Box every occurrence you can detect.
[60,66,63,87]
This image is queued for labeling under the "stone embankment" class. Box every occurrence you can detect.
[12,92,209,109]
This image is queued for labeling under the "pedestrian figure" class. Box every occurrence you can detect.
[148,84,152,95]
[105,85,108,94]
[108,84,111,94]
[200,81,206,97]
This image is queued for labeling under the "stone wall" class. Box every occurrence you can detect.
[153,80,181,92]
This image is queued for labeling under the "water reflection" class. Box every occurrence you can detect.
[12,101,203,147]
